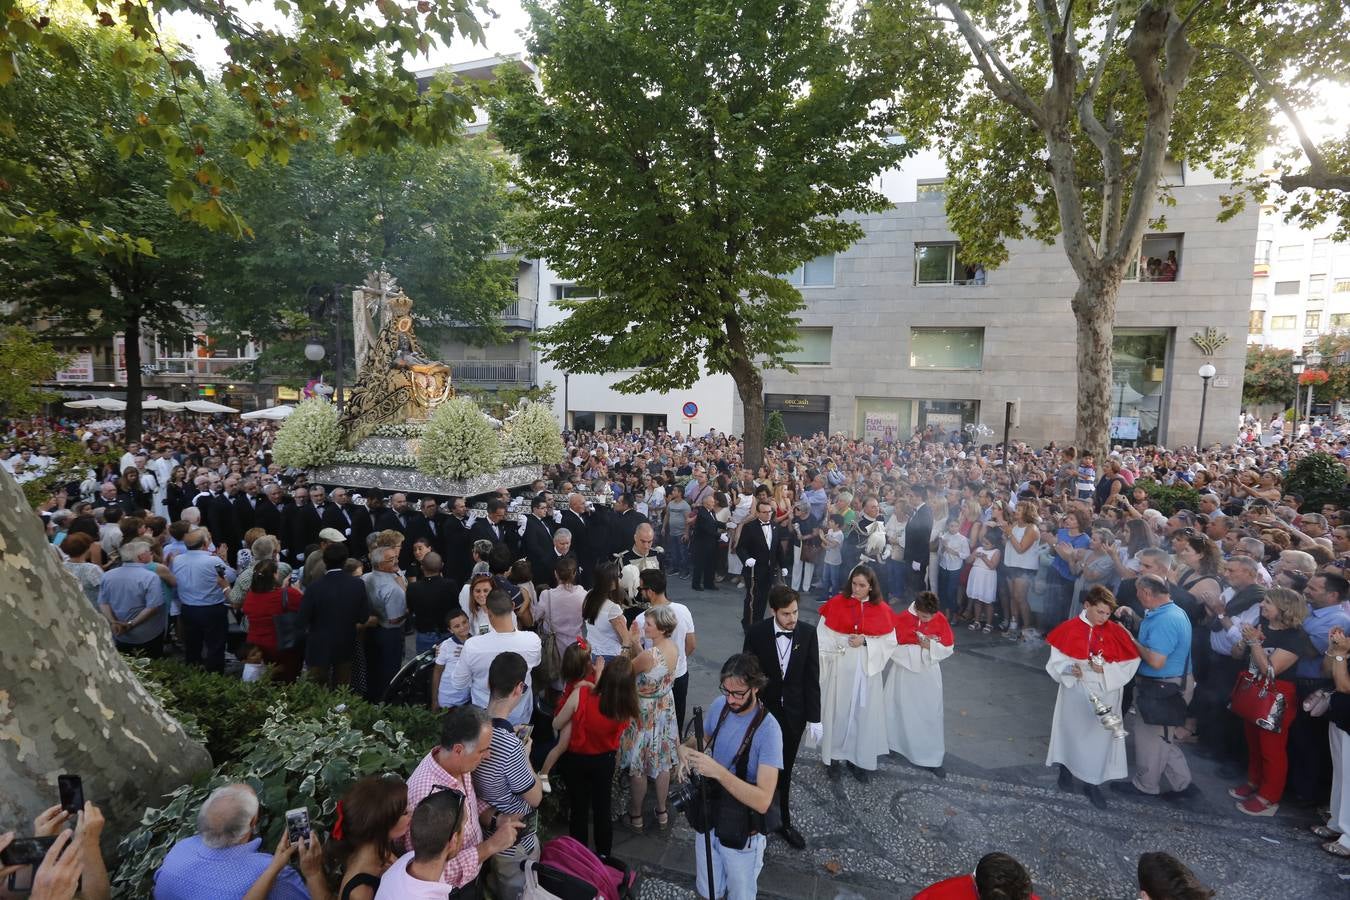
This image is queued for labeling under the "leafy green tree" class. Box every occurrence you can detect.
[199,90,518,377]
[490,0,940,469]
[1243,345,1296,408]
[0,0,490,252]
[0,22,209,442]
[764,410,788,447]
[1308,332,1350,404]
[883,0,1328,456]
[0,327,67,415]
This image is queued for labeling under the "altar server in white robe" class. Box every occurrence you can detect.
[885,591,954,776]
[818,564,897,782]
[1044,585,1140,809]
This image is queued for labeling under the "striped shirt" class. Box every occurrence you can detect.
[472,720,539,854]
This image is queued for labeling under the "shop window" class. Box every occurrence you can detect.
[909,327,983,369]
[783,328,832,366]
[1112,329,1169,446]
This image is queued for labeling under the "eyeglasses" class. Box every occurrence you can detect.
[720,685,751,700]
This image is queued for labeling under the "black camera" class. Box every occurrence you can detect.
[668,776,701,813]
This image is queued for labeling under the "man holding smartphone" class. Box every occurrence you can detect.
[473,653,543,900]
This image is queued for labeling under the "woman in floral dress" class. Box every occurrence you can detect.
[619,605,680,832]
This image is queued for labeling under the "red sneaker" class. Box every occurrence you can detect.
[1227,783,1258,800]
[1236,795,1278,817]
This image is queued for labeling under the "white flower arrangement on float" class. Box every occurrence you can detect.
[503,400,565,465]
[417,396,502,479]
[271,398,342,469]
[333,450,419,469]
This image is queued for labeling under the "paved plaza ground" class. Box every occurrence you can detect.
[600,574,1350,899]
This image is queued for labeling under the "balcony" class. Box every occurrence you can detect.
[498,302,535,330]
[151,357,256,377]
[449,361,534,386]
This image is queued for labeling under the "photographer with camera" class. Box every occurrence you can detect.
[677,654,783,900]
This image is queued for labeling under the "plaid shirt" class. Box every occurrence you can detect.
[405,749,487,888]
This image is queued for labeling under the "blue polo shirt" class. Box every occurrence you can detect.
[1297,604,1350,679]
[1138,601,1192,678]
[154,835,309,900]
[702,698,783,785]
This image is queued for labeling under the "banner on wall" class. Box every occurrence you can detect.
[55,351,94,383]
[1109,417,1140,440]
[863,410,900,443]
[113,334,127,384]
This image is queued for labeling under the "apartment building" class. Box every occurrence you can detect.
[1247,203,1349,353]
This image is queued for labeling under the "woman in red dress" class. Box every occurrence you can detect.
[242,559,303,681]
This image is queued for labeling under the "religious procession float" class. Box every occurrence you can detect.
[270,271,563,498]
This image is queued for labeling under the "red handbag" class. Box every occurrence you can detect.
[1228,663,1289,733]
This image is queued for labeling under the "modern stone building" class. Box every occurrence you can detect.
[742,152,1258,449]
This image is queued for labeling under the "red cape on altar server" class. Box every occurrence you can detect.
[819,595,895,635]
[893,608,955,647]
[1045,615,1139,663]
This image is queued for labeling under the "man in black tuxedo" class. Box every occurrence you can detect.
[743,585,820,850]
[198,478,240,564]
[440,496,474,588]
[280,485,316,566]
[520,494,556,587]
[469,497,518,554]
[607,492,649,559]
[323,486,373,550]
[735,497,789,630]
[366,491,404,535]
[904,483,934,598]
[559,493,593,587]
[254,483,283,538]
[232,478,259,537]
[402,496,448,572]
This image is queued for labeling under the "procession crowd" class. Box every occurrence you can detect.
[6,410,1350,899]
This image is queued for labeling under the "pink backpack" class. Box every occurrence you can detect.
[536,837,635,900]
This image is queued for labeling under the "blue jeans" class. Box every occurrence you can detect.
[818,562,840,598]
[937,566,961,617]
[695,832,766,900]
[415,631,447,656]
[666,536,689,573]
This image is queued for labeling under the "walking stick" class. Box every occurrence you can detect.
[692,705,716,900]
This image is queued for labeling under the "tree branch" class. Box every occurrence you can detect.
[935,0,1045,125]
[1279,171,1350,194]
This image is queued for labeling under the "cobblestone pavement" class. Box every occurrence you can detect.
[576,574,1350,898]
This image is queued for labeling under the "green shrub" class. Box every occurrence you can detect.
[111,702,419,899]
[135,658,442,766]
[1284,452,1350,513]
[764,410,788,446]
[1134,478,1201,516]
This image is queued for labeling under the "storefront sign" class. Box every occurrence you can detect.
[1110,417,1140,440]
[863,410,900,443]
[55,351,94,384]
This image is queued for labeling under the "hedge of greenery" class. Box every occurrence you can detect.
[1132,478,1201,516]
[1284,452,1350,513]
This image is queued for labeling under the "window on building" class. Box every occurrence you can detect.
[783,254,836,287]
[909,327,983,369]
[782,328,832,366]
[1270,315,1296,330]
[1274,280,1301,295]
[1254,240,1272,265]
[1306,311,1322,331]
[1248,310,1265,335]
[1310,275,1326,296]
[1335,279,1350,293]
[555,284,598,301]
[914,243,982,285]
[1313,238,1330,259]
[1278,243,1304,261]
[1159,157,1185,184]
[916,179,946,200]
[1330,313,1350,329]
[1127,234,1183,281]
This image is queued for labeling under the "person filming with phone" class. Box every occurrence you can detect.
[677,654,783,900]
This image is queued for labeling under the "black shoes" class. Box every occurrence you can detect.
[846,762,870,783]
[1084,784,1108,810]
[929,766,947,780]
[1057,765,1075,793]
[1109,781,1153,799]
[1162,784,1201,803]
[826,762,842,782]
[776,824,807,850]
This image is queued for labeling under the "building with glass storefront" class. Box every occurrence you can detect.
[745,149,1256,449]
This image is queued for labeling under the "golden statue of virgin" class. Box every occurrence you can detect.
[340,290,453,445]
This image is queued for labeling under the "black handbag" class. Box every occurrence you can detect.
[1135,677,1188,726]
[273,586,306,651]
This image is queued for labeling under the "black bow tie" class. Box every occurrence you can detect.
[776,631,793,641]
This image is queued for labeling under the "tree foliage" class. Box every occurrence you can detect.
[1307,332,1350,403]
[0,0,490,253]
[1243,344,1296,408]
[1284,452,1350,513]
[883,0,1323,456]
[490,0,941,469]
[0,327,67,415]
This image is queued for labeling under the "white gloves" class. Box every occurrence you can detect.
[552,510,563,524]
[805,722,823,747]
[780,568,788,577]
[911,561,921,571]
[745,558,756,568]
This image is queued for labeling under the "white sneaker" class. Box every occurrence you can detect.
[540,774,552,794]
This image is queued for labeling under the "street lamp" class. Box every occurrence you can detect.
[1197,364,1216,448]
[1291,355,1306,438]
[1305,350,1324,424]
[304,342,326,363]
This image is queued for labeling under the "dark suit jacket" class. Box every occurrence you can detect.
[198,491,239,553]
[232,493,257,536]
[735,519,788,597]
[280,501,320,560]
[441,514,474,583]
[607,509,649,559]
[521,515,556,582]
[252,497,281,539]
[560,508,592,566]
[370,508,405,536]
[743,618,821,727]
[691,507,721,544]
[300,570,371,666]
[402,513,448,571]
[470,516,518,554]
[324,502,373,551]
[904,504,934,568]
